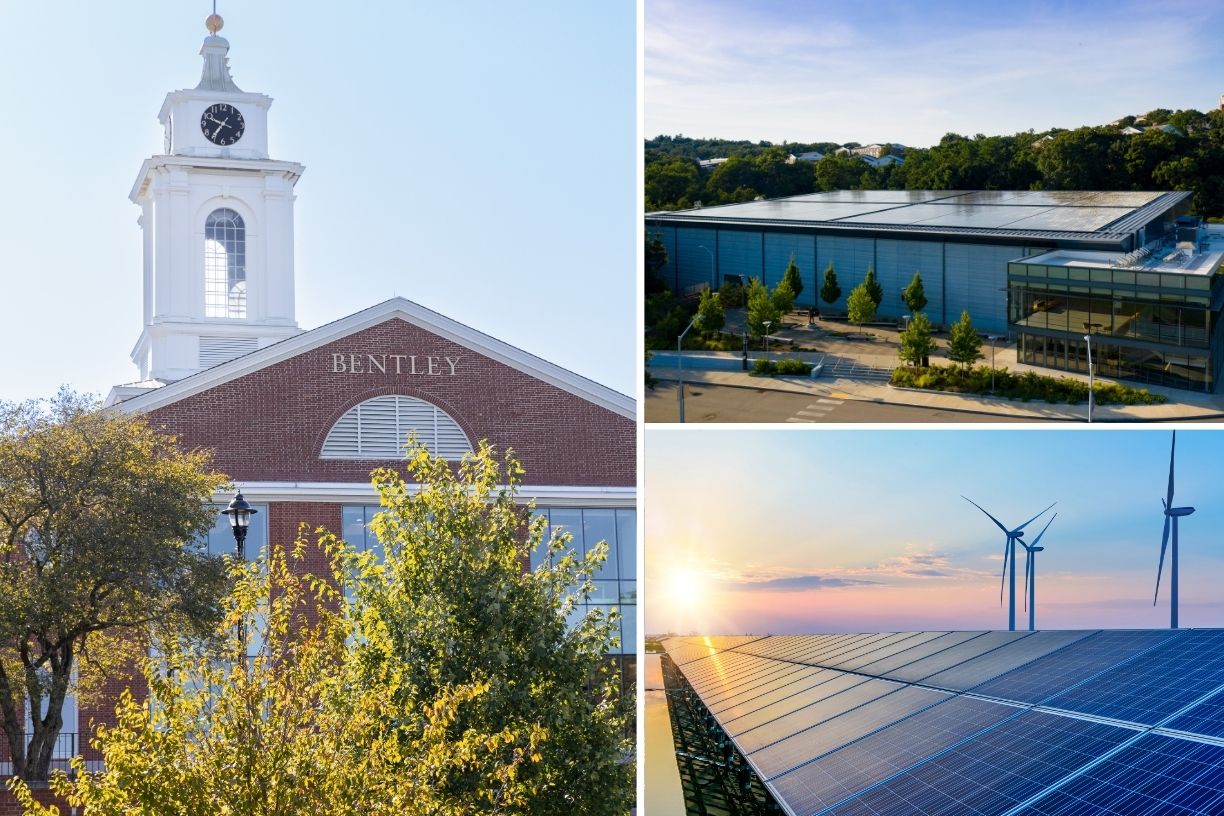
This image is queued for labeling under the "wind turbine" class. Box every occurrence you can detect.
[1155,431,1195,629]
[963,497,1057,631]
[1021,514,1056,632]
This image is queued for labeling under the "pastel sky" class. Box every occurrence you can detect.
[646,429,1224,635]
[646,0,1224,147]
[0,2,635,402]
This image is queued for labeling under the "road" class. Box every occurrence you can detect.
[645,382,1045,423]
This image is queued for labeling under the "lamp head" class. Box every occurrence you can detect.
[222,491,257,529]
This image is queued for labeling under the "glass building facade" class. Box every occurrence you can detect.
[343,505,636,656]
[1008,259,1224,392]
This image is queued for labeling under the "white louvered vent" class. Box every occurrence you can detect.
[321,395,472,460]
[199,336,258,368]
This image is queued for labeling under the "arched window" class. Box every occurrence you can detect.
[204,208,247,318]
[321,395,472,460]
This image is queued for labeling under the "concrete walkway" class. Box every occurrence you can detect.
[650,312,1224,422]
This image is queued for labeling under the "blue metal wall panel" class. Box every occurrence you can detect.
[764,233,818,305]
[717,230,764,287]
[674,227,719,292]
[816,236,875,312]
[944,243,1020,332]
[875,239,945,323]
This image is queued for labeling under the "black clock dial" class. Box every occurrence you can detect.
[200,102,245,146]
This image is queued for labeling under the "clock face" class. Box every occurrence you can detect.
[200,103,245,146]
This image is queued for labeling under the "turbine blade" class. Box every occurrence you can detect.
[1154,514,1171,605]
[964,496,1010,535]
[1015,501,1057,534]
[1029,514,1057,549]
[1167,431,1176,508]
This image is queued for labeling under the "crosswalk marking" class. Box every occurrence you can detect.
[787,398,845,422]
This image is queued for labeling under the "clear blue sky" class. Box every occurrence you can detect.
[647,429,1224,634]
[0,2,635,402]
[646,0,1224,147]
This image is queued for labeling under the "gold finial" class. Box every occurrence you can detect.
[206,13,224,34]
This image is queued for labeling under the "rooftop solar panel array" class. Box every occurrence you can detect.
[661,630,1224,816]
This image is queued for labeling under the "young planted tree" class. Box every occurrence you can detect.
[902,271,928,314]
[781,255,804,300]
[820,261,841,312]
[863,265,884,309]
[948,309,984,370]
[696,286,725,334]
[0,389,228,784]
[12,442,633,815]
[898,312,937,367]
[770,278,797,315]
[747,277,783,336]
[846,281,877,335]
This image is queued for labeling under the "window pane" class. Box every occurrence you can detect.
[616,509,636,579]
[549,509,582,555]
[583,509,617,580]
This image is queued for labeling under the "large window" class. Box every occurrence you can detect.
[322,395,472,460]
[342,505,636,656]
[204,208,247,319]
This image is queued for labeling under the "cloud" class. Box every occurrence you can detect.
[721,574,877,592]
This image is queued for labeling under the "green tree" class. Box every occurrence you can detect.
[696,286,725,333]
[12,443,633,815]
[898,312,936,367]
[863,265,884,308]
[820,262,841,310]
[645,232,669,294]
[846,282,877,333]
[746,277,783,336]
[902,271,928,314]
[948,310,984,369]
[771,278,797,315]
[0,389,229,783]
[644,157,701,210]
[781,255,804,299]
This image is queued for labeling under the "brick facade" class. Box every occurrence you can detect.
[143,317,635,487]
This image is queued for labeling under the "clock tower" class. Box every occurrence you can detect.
[126,14,304,386]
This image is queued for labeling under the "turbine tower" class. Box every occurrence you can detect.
[1021,514,1056,632]
[963,497,1056,631]
[1155,431,1195,629]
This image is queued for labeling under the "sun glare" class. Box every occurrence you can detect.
[667,567,705,609]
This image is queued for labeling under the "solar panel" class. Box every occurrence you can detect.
[921,630,1094,692]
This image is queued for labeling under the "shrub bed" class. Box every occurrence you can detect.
[890,364,1166,405]
[752,357,813,377]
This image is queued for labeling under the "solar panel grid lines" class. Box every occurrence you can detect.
[724,673,880,739]
[882,631,1037,684]
[920,631,1098,693]
[732,678,909,753]
[814,632,934,670]
[834,631,952,672]
[850,630,991,676]
[715,668,846,723]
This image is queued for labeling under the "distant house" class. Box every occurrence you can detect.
[793,151,824,162]
[1031,134,1056,149]
[862,154,904,168]
[1120,124,1184,137]
[698,157,728,170]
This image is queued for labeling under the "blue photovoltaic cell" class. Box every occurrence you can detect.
[748,686,949,781]
[729,674,875,741]
[1044,629,1224,725]
[768,696,1017,813]
[854,631,987,675]
[1164,688,1224,739]
[882,630,1030,683]
[921,630,1093,692]
[819,632,929,670]
[835,631,950,672]
[734,678,901,753]
[826,711,1132,816]
[1017,734,1224,816]
[708,664,825,713]
[716,668,842,723]
[971,629,1174,704]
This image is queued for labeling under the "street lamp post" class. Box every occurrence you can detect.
[1083,334,1094,423]
[987,335,1001,394]
[763,320,772,362]
[697,244,715,289]
[677,314,703,423]
[222,491,258,661]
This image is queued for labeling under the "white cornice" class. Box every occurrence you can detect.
[217,482,635,507]
[130,156,305,202]
[113,298,635,418]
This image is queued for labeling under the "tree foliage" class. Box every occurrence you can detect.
[820,262,841,308]
[898,313,937,367]
[696,286,725,333]
[846,282,877,330]
[902,271,928,314]
[0,389,228,783]
[948,310,984,369]
[10,443,633,815]
[862,265,884,308]
[645,232,669,294]
[746,277,783,336]
[781,255,804,299]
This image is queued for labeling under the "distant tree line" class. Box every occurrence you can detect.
[645,108,1224,217]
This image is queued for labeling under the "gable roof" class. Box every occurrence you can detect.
[111,297,634,418]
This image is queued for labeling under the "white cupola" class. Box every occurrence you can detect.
[126,14,304,385]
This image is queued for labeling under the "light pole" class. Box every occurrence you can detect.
[763,320,772,362]
[697,244,715,289]
[222,491,257,661]
[987,335,1001,394]
[1083,334,1094,423]
[677,314,702,423]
